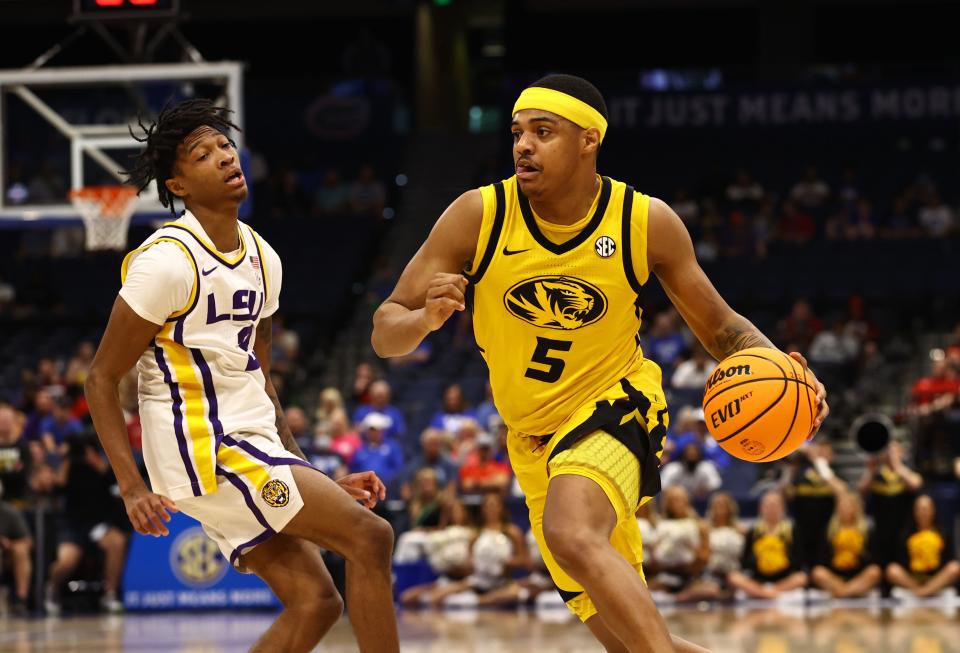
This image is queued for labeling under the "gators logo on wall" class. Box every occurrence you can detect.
[504,275,607,330]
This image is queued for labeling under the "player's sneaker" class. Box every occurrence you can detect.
[100,591,124,614]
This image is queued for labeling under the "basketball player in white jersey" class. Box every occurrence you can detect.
[84,99,400,653]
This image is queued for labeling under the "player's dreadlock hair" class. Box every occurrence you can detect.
[528,74,608,122]
[124,98,241,216]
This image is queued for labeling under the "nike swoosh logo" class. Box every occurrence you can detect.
[502,246,530,256]
[202,267,218,276]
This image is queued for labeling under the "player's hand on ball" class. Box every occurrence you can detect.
[421,273,467,331]
[122,485,178,537]
[338,471,387,509]
[787,351,829,439]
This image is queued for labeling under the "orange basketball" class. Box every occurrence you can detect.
[701,347,817,462]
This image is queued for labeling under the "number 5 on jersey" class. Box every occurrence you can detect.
[525,337,572,383]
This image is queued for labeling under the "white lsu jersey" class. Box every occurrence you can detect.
[120,211,283,501]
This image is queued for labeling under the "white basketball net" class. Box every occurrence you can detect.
[69,186,139,251]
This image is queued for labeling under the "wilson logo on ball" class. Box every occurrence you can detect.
[705,364,752,391]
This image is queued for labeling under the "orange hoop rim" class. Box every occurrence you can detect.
[68,185,139,219]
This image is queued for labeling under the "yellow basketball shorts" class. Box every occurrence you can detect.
[506,368,668,622]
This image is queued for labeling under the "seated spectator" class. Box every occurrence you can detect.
[909,358,959,411]
[671,188,700,231]
[917,191,954,237]
[349,164,386,218]
[636,500,660,577]
[752,198,776,259]
[0,478,32,615]
[777,201,816,244]
[671,344,713,393]
[352,380,406,443]
[459,432,512,495]
[811,491,882,598]
[45,432,128,615]
[449,418,480,465]
[421,493,528,607]
[430,384,475,434]
[21,388,55,444]
[645,310,687,371]
[398,499,475,605]
[473,382,500,434]
[808,319,859,385]
[475,529,555,608]
[782,442,845,571]
[858,440,922,568]
[37,396,83,465]
[789,165,831,213]
[314,386,345,434]
[269,315,300,378]
[886,495,960,598]
[327,409,362,464]
[676,492,745,602]
[351,362,376,408]
[400,428,459,501]
[649,486,708,595]
[313,168,349,216]
[727,491,808,599]
[669,407,731,470]
[725,170,765,214]
[284,406,311,453]
[305,430,348,479]
[882,196,920,238]
[660,442,721,500]
[349,412,404,488]
[777,299,822,351]
[407,468,444,531]
[269,166,308,219]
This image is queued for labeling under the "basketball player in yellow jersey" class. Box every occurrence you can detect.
[374,75,828,653]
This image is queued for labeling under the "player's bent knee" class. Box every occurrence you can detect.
[344,513,394,565]
[542,519,601,574]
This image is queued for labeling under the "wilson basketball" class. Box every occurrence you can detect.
[702,347,817,462]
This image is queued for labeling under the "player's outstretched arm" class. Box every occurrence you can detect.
[86,297,179,536]
[371,190,483,357]
[648,198,828,436]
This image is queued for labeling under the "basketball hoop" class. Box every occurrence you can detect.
[68,186,139,251]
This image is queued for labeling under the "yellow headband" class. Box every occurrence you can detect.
[513,86,608,142]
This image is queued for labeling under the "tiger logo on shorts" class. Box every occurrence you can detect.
[261,479,290,507]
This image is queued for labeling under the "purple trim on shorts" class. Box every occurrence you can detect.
[215,465,273,532]
[190,348,225,438]
[154,343,202,497]
[229,527,275,568]
[220,434,317,471]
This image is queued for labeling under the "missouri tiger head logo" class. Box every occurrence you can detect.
[504,275,607,330]
[261,479,290,507]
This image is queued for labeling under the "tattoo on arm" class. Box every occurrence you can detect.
[256,317,307,461]
[713,315,776,360]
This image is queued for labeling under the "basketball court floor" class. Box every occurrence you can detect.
[1,603,958,652]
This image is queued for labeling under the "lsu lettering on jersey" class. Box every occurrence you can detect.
[120,212,283,501]
[468,175,662,437]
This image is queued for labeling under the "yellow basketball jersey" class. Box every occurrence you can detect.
[467,175,658,435]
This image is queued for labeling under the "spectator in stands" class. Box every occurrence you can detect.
[351,362,376,407]
[909,358,959,410]
[459,432,512,495]
[306,429,348,479]
[35,358,63,394]
[917,191,954,237]
[352,380,406,443]
[725,169,765,215]
[808,318,859,386]
[398,499,475,606]
[0,478,32,615]
[284,406,311,453]
[789,165,831,213]
[671,188,700,231]
[449,418,481,465]
[645,310,687,371]
[313,168,349,216]
[844,198,878,240]
[727,491,808,599]
[648,486,707,596]
[406,468,444,530]
[269,315,300,378]
[668,407,730,470]
[782,442,845,571]
[314,386,345,434]
[721,211,754,259]
[777,201,816,244]
[671,344,713,393]
[36,396,83,465]
[810,491,882,598]
[883,196,920,239]
[473,381,499,434]
[635,501,659,577]
[0,404,30,506]
[752,197,776,259]
[475,529,555,608]
[64,342,94,393]
[661,442,722,500]
[349,412,404,488]
[430,384,474,434]
[423,493,528,607]
[836,167,860,208]
[349,164,387,218]
[327,408,362,464]
[45,432,127,615]
[385,338,434,370]
[400,428,458,501]
[676,492,745,602]
[858,440,922,568]
[777,299,822,351]
[694,228,720,263]
[21,389,55,443]
[269,166,308,219]
[886,495,960,598]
